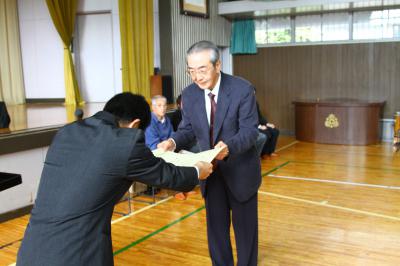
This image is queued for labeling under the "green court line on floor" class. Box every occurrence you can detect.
[113,205,205,256]
[261,161,290,177]
[289,160,400,173]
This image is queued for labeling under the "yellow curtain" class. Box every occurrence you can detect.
[0,0,25,105]
[118,0,154,99]
[46,0,83,105]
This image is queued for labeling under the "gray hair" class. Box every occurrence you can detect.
[151,95,167,106]
[186,40,220,65]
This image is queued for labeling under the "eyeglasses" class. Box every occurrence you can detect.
[186,65,213,77]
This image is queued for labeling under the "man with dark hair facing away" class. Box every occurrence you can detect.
[16,92,213,266]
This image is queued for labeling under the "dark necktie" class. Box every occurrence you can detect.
[208,92,217,148]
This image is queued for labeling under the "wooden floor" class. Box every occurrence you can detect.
[1,136,400,265]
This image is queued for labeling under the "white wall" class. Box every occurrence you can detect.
[0,147,48,214]
[18,0,64,99]
[18,0,161,100]
[77,0,123,96]
[75,13,116,101]
[221,47,233,75]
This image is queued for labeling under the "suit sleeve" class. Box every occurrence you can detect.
[225,86,259,155]
[171,94,196,151]
[126,131,198,192]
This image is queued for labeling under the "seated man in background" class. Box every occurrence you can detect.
[144,95,174,195]
[170,94,182,132]
[17,92,213,266]
[145,95,173,150]
[256,101,280,159]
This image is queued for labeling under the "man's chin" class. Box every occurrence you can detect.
[196,83,210,90]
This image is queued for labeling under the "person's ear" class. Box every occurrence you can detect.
[127,119,141,129]
[215,60,222,73]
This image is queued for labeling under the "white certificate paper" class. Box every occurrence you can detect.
[152,147,223,167]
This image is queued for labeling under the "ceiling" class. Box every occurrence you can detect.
[219,0,400,19]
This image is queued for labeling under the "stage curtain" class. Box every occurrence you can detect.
[46,0,83,105]
[230,19,257,55]
[0,0,25,104]
[118,0,154,99]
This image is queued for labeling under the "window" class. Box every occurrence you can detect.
[352,9,400,40]
[353,10,385,39]
[353,0,382,8]
[267,17,292,43]
[255,19,268,44]
[254,8,400,45]
[386,9,400,38]
[322,13,350,41]
[295,15,322,42]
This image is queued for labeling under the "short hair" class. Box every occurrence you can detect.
[186,40,220,65]
[103,92,151,130]
[151,95,167,106]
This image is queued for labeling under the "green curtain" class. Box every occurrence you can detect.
[118,0,154,99]
[0,0,25,104]
[230,19,257,55]
[46,0,83,105]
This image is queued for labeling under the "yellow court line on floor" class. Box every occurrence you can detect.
[111,196,173,224]
[258,191,400,221]
[268,174,400,190]
[275,140,299,152]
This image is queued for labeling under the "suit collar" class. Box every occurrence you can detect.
[94,111,119,126]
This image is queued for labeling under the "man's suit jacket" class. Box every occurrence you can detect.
[172,72,261,202]
[17,111,198,266]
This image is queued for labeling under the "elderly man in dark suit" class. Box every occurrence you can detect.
[16,93,213,266]
[159,41,261,266]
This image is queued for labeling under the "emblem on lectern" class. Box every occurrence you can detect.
[325,114,339,128]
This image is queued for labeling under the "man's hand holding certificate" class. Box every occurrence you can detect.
[156,139,229,180]
[152,146,224,167]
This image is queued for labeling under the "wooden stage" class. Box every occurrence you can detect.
[1,104,400,265]
[1,102,106,134]
[0,103,176,155]
[1,102,177,134]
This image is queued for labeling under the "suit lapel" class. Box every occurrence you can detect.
[213,74,231,144]
[192,87,210,145]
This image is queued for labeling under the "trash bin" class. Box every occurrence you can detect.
[380,118,394,142]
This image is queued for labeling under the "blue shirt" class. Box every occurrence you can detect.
[145,113,173,150]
